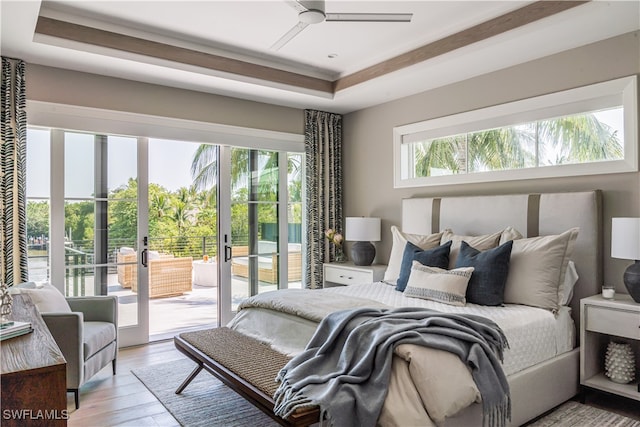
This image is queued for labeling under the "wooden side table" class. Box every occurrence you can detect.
[580,294,640,401]
[1,294,68,426]
[323,262,387,287]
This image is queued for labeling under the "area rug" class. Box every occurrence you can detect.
[527,400,640,427]
[132,358,279,426]
[134,359,639,427]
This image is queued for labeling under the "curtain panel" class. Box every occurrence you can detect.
[304,110,343,289]
[1,57,28,286]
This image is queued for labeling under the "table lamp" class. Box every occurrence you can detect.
[611,217,640,302]
[345,217,381,266]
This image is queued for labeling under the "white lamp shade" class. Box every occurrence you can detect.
[611,217,640,260]
[345,217,381,242]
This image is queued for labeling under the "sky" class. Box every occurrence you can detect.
[27,130,203,198]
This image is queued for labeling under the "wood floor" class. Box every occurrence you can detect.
[68,341,640,427]
[67,340,183,427]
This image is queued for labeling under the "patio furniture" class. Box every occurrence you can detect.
[231,242,302,283]
[193,260,217,287]
[117,249,194,298]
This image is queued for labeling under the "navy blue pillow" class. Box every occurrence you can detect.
[396,240,452,292]
[455,240,513,306]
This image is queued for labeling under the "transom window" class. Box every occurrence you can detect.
[394,76,637,188]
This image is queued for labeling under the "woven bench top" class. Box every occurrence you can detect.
[179,327,291,398]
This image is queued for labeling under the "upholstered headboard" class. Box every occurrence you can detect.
[402,190,603,336]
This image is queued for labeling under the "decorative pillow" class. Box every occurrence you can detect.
[10,282,72,313]
[499,226,523,245]
[559,260,579,306]
[383,226,443,285]
[396,241,452,292]
[440,229,503,269]
[455,240,513,306]
[503,228,579,311]
[404,262,474,306]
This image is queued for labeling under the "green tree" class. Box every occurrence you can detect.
[26,201,50,238]
[415,114,622,175]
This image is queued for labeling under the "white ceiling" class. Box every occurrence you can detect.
[1,1,639,114]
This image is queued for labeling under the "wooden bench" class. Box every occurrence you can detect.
[174,327,319,426]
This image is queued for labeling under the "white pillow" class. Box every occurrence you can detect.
[119,246,135,254]
[404,262,474,306]
[11,282,72,313]
[503,228,579,311]
[383,226,443,285]
[559,260,579,306]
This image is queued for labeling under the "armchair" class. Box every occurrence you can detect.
[41,296,118,409]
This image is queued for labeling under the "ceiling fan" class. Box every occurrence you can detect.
[271,0,413,50]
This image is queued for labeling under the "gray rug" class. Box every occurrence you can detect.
[132,358,279,427]
[134,359,639,427]
[527,401,640,427]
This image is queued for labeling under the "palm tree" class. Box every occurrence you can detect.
[190,145,302,197]
[414,113,622,176]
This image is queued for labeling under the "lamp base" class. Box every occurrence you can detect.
[351,241,375,266]
[623,260,640,303]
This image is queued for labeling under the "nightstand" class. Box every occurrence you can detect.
[323,262,387,287]
[580,294,640,401]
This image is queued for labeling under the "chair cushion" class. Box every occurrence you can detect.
[83,321,117,360]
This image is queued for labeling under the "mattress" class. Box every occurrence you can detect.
[228,282,575,376]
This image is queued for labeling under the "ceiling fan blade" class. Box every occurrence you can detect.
[325,13,413,22]
[284,0,309,14]
[271,21,309,51]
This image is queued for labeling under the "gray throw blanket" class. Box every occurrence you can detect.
[273,307,510,427]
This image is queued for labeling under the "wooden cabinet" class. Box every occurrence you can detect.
[323,262,386,287]
[1,294,67,426]
[580,294,640,402]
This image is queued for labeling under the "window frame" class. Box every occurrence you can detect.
[393,76,638,188]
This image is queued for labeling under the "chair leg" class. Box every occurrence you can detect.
[68,389,79,409]
[112,359,117,375]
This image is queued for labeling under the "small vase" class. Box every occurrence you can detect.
[334,247,347,263]
[604,341,636,384]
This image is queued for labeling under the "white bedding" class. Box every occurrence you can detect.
[228,282,575,376]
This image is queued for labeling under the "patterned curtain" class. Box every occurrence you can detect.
[1,57,28,286]
[304,110,343,289]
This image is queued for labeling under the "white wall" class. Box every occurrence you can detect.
[343,31,640,292]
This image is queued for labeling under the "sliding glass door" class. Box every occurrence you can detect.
[218,147,303,325]
[26,123,304,344]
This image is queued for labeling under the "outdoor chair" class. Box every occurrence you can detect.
[117,248,193,298]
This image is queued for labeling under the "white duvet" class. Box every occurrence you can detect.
[229,282,575,376]
[227,282,576,426]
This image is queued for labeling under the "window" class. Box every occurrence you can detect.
[394,76,638,188]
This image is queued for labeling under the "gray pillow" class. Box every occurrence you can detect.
[503,228,579,311]
[455,240,513,306]
[396,241,452,292]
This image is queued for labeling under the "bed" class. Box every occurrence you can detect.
[176,190,602,426]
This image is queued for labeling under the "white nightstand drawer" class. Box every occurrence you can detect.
[585,305,640,340]
[325,267,372,285]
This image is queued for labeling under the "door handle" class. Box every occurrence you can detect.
[141,249,148,267]
[224,245,232,262]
